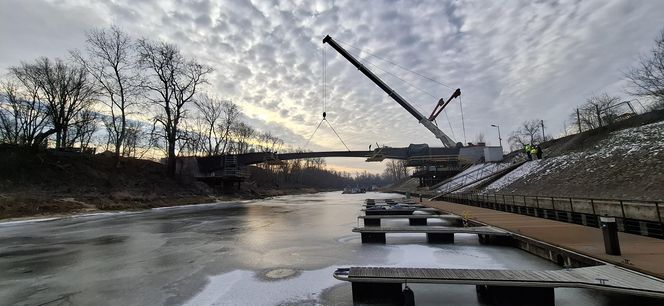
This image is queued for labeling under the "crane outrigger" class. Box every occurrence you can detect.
[322,35,462,148]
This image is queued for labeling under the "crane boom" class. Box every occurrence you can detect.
[322,35,456,148]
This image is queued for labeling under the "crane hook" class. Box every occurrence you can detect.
[323,111,326,119]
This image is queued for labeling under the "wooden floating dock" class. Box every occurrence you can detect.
[426,200,664,279]
[361,207,438,215]
[358,214,462,226]
[362,203,426,208]
[352,225,508,243]
[333,265,664,305]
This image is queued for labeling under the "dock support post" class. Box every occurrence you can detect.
[361,232,386,243]
[364,218,381,226]
[476,285,554,306]
[478,234,515,246]
[600,217,621,255]
[427,233,454,243]
[352,282,403,305]
[409,218,427,226]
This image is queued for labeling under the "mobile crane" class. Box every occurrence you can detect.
[323,35,462,148]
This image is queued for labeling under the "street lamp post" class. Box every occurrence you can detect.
[491,124,502,148]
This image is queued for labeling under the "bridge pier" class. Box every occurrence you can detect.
[476,285,554,306]
[427,233,454,243]
[364,218,381,227]
[478,234,516,246]
[409,218,428,226]
[352,282,403,305]
[361,232,386,243]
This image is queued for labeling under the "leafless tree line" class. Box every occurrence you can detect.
[0,25,294,177]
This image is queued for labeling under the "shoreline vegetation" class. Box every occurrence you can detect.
[0,187,333,222]
[0,147,394,220]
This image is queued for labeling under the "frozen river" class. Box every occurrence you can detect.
[0,192,646,305]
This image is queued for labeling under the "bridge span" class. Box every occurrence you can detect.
[195,145,465,174]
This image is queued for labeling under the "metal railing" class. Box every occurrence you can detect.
[438,193,664,239]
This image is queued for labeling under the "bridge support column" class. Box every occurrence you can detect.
[352,282,402,305]
[409,218,427,226]
[478,234,515,246]
[476,285,554,306]
[364,218,381,226]
[361,232,386,243]
[427,233,454,243]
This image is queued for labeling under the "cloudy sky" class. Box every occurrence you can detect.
[1,0,663,173]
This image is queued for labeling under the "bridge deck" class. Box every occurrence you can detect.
[352,225,507,235]
[335,265,664,298]
[358,214,461,220]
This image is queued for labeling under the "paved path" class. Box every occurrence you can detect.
[425,200,664,279]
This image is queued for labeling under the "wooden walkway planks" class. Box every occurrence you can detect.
[358,214,461,220]
[352,225,508,235]
[425,200,664,279]
[341,265,664,298]
[360,207,438,212]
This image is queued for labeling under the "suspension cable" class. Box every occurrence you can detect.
[325,119,351,151]
[335,38,454,89]
[459,96,467,144]
[333,54,431,112]
[443,110,456,140]
[304,119,324,148]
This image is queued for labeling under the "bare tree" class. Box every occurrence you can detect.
[508,119,543,150]
[9,58,97,148]
[231,121,255,154]
[67,109,98,149]
[256,131,283,153]
[383,159,409,182]
[193,93,227,155]
[0,80,49,145]
[72,25,141,162]
[218,100,240,154]
[571,93,621,130]
[122,121,141,157]
[137,39,212,176]
[625,29,664,110]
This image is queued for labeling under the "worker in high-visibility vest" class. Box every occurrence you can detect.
[524,144,532,160]
[531,146,539,160]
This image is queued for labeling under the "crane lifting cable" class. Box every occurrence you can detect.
[304,47,351,151]
[335,38,462,126]
[323,35,460,147]
[335,38,454,90]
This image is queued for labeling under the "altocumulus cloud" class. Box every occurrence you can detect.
[1,0,663,173]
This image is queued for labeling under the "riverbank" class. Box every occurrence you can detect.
[0,147,346,220]
[0,187,331,220]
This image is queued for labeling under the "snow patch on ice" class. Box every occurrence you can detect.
[185,244,507,306]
